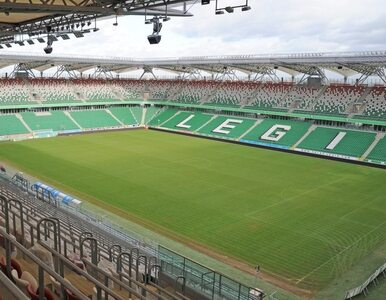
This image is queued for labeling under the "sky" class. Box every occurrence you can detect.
[1,0,386,59]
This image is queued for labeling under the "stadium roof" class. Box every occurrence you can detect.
[1,50,386,83]
[0,0,195,46]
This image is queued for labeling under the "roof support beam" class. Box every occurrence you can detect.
[9,63,36,78]
[53,65,79,79]
[251,68,280,82]
[92,66,115,79]
[140,66,156,79]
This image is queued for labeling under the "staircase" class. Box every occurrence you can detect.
[168,82,186,101]
[141,107,147,125]
[105,109,125,126]
[292,125,317,149]
[16,114,32,133]
[308,85,328,111]
[238,119,263,140]
[347,103,367,118]
[159,111,181,127]
[200,85,220,104]
[64,111,82,129]
[22,78,42,103]
[110,86,125,101]
[361,132,385,160]
[195,115,218,132]
[67,80,84,101]
[346,86,372,117]
[243,83,264,107]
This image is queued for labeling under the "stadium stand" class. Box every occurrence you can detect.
[297,127,376,158]
[1,78,386,121]
[0,79,36,106]
[241,118,312,148]
[0,114,30,135]
[366,135,386,163]
[359,86,386,120]
[21,111,79,132]
[119,80,145,101]
[161,111,214,132]
[144,106,162,124]
[312,85,365,116]
[146,80,178,100]
[29,79,79,104]
[206,81,257,107]
[148,109,179,126]
[108,107,138,125]
[129,106,144,124]
[73,79,120,102]
[173,81,219,104]
[245,82,292,112]
[285,85,323,112]
[69,110,121,129]
[0,76,385,164]
[198,116,256,139]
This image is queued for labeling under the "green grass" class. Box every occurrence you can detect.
[0,129,385,293]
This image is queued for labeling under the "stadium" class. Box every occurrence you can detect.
[0,1,385,300]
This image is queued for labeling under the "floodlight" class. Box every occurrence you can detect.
[37,37,45,43]
[44,45,53,54]
[242,6,251,11]
[163,17,171,22]
[225,6,234,13]
[27,40,34,45]
[5,43,11,48]
[60,34,70,40]
[73,32,84,38]
[147,34,161,44]
[215,10,224,15]
[201,0,210,4]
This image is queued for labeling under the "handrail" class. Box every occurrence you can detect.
[0,195,12,277]
[8,198,25,245]
[0,227,89,300]
[38,241,128,300]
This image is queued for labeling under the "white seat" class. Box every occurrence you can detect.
[12,269,29,296]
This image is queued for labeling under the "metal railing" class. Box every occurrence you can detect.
[344,262,386,299]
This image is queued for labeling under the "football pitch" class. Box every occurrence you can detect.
[0,129,385,292]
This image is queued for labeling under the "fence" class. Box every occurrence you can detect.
[344,262,386,299]
[159,246,264,300]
